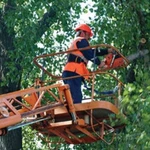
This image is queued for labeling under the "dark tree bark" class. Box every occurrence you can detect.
[0,129,22,150]
[0,1,57,149]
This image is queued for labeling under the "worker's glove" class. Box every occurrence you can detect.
[108,48,117,54]
[98,60,108,69]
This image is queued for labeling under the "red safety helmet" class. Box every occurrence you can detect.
[75,23,93,37]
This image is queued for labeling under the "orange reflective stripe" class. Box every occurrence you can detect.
[64,37,90,79]
[69,37,88,64]
[64,63,89,79]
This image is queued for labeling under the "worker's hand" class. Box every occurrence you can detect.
[98,60,107,69]
[108,48,114,53]
[108,48,117,54]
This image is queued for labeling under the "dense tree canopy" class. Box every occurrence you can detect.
[0,0,150,149]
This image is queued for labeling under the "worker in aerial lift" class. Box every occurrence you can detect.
[62,23,113,104]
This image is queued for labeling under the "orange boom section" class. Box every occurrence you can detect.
[0,44,131,144]
[0,73,125,144]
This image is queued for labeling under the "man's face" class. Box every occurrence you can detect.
[84,32,91,40]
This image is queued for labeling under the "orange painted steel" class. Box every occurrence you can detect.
[33,44,129,79]
[0,79,125,144]
[0,99,21,129]
[0,83,63,129]
[41,101,120,144]
[0,44,127,144]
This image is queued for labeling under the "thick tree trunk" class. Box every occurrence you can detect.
[0,1,57,149]
[0,129,22,150]
[0,2,22,149]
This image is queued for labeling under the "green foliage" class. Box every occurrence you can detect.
[0,0,85,88]
[1,0,150,149]
[119,70,150,149]
[22,126,51,150]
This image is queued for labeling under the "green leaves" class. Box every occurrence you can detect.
[0,0,150,149]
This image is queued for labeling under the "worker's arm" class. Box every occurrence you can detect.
[76,39,101,65]
[96,48,109,56]
[96,48,113,56]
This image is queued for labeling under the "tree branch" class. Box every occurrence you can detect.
[37,7,57,38]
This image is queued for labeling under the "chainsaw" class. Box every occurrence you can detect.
[104,49,149,69]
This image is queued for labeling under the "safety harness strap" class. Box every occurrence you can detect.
[67,54,87,65]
